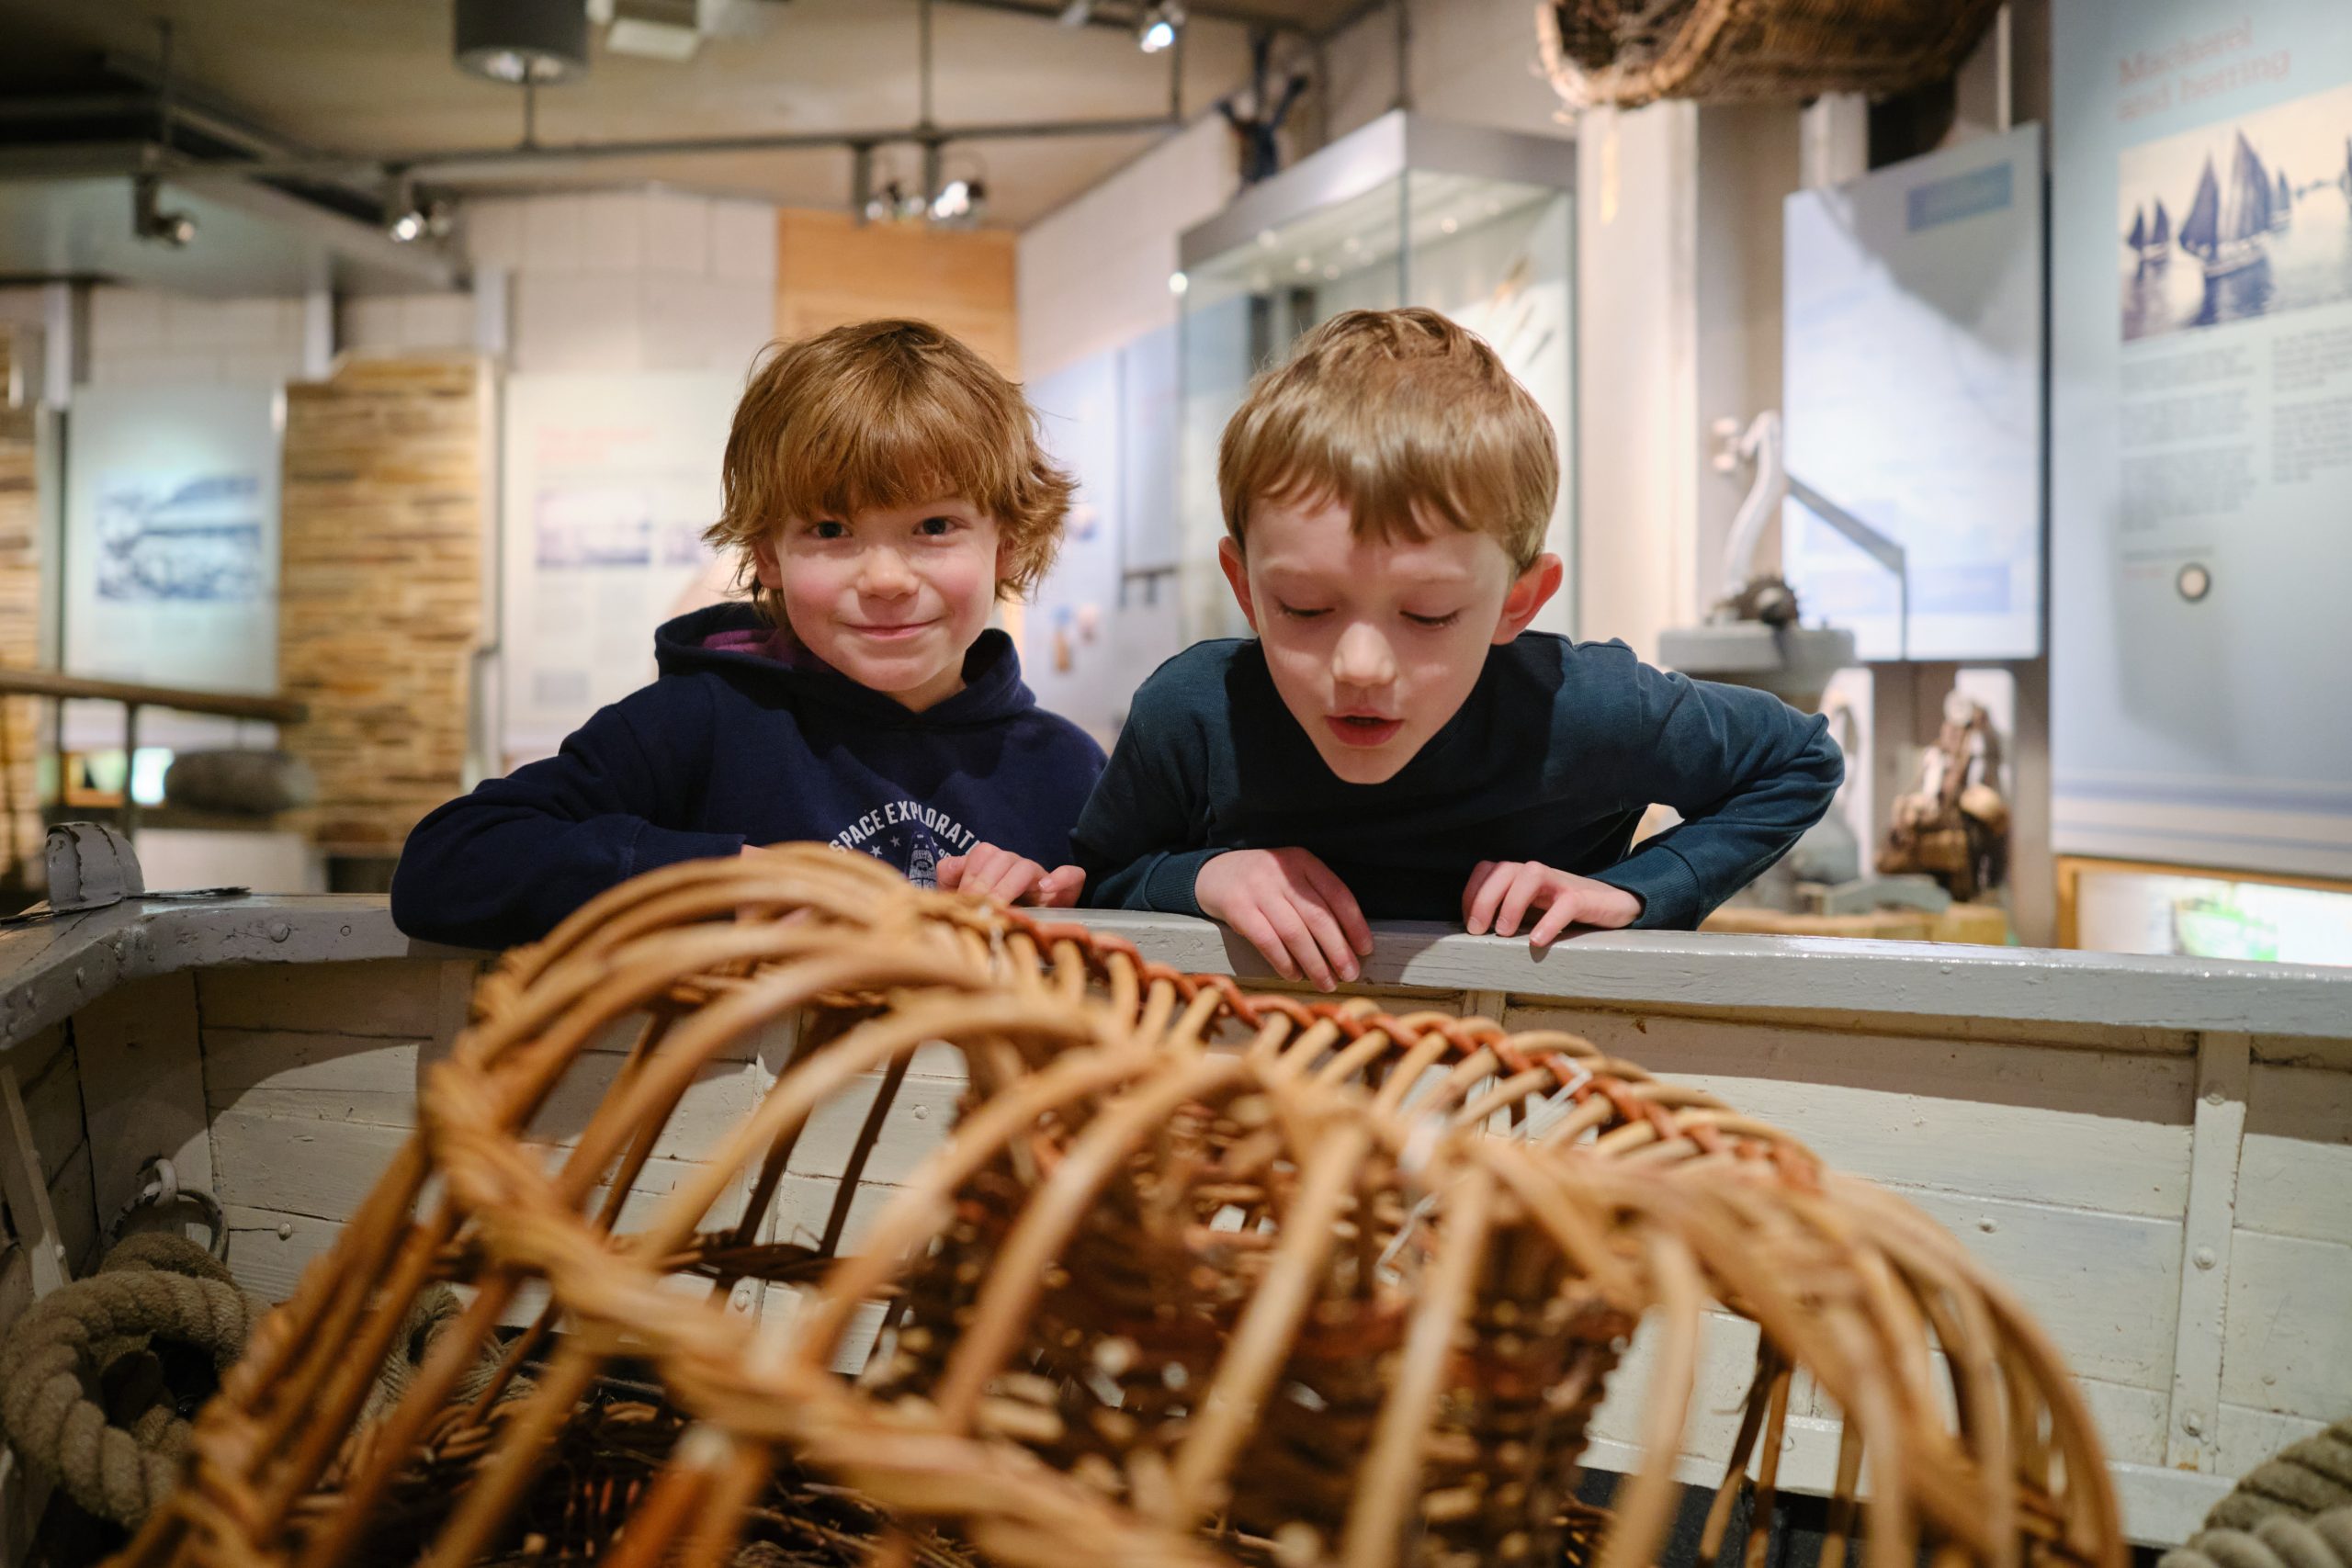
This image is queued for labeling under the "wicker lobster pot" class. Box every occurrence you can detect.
[1537,0,2007,110]
[119,847,2124,1568]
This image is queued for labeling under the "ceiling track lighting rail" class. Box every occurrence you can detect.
[98,110,1191,189]
[0,0,1357,243]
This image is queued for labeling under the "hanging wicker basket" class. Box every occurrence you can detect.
[118,846,2123,1568]
[1537,0,2007,110]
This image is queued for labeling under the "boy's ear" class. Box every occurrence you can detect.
[1491,552,1565,645]
[1217,537,1260,632]
[751,537,786,593]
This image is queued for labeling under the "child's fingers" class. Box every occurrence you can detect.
[1528,898,1581,948]
[1464,861,1517,935]
[1493,863,1553,938]
[1032,865,1086,908]
[1229,904,1301,983]
[1462,861,1498,926]
[936,854,967,889]
[1290,891,1361,985]
[980,855,1041,903]
[1264,897,1337,990]
[1301,857,1374,957]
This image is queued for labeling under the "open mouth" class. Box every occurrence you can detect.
[1326,713,1403,748]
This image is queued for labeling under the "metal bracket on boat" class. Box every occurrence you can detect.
[0,822,247,926]
[106,1155,230,1260]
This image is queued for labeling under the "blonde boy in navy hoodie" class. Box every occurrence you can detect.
[392,320,1103,950]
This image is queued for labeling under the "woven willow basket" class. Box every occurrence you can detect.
[119,846,2123,1568]
[1537,0,2006,109]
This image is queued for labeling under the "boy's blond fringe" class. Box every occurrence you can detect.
[1220,306,1558,572]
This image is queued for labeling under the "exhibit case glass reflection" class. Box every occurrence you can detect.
[1174,111,1577,640]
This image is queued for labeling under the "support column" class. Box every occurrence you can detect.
[1576,100,1701,654]
[301,283,335,381]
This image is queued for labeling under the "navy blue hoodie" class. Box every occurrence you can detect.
[390,603,1106,950]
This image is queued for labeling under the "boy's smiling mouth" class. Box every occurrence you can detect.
[1327,710,1403,748]
[846,619,938,641]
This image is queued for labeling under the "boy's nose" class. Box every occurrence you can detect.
[1330,621,1397,688]
[856,547,917,595]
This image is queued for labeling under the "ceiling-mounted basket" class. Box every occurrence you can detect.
[1538,0,2006,110]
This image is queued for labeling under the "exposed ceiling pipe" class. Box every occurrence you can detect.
[8,0,1375,212]
[74,112,1193,187]
[945,0,1311,34]
[99,50,335,168]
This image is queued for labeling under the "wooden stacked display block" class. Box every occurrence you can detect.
[277,355,485,858]
[0,344,40,892]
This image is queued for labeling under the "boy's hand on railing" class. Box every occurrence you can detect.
[938,844,1086,908]
[1195,848,1374,992]
[1463,861,1643,947]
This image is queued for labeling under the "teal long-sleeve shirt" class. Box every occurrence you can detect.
[1072,634,1844,931]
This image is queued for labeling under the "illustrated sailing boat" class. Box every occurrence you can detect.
[2126,200,2173,266]
[2178,133,2271,280]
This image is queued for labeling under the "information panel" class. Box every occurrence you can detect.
[500,372,741,761]
[2052,3,2352,876]
[1783,123,2046,661]
[62,382,283,750]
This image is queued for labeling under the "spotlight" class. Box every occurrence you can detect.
[387,177,424,242]
[929,176,988,225]
[863,178,931,225]
[1136,0,1182,53]
[132,175,196,247]
[454,0,590,84]
[383,178,455,244]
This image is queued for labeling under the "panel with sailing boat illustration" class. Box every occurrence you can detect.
[2120,80,2352,342]
[2054,0,2352,881]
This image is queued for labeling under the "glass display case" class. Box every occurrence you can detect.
[1173,111,1576,640]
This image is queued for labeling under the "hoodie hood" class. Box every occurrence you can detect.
[653,602,1036,728]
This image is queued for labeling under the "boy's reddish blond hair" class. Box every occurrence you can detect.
[706,319,1075,621]
[1218,307,1558,572]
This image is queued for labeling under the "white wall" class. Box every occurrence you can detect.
[1015,117,1234,381]
[364,190,777,375]
[1325,0,1573,141]
[0,284,314,389]
[1,189,778,384]
[84,290,311,387]
[334,291,476,357]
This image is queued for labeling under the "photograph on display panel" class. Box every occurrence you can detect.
[94,471,266,604]
[2120,79,2352,341]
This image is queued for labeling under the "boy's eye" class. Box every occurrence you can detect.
[1275,602,1331,620]
[808,520,849,540]
[917,515,962,537]
[1404,610,1461,628]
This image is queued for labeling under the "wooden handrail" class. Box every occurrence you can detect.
[0,668,306,725]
